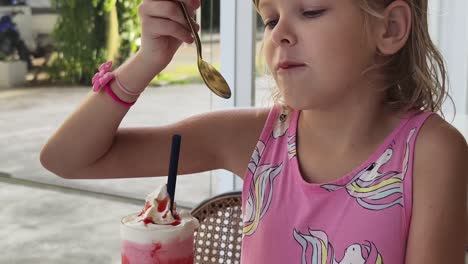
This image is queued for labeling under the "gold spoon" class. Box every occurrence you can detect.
[178,1,232,99]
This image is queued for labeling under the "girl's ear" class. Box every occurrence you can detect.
[374,1,412,56]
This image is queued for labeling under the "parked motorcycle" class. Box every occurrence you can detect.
[0,10,32,69]
[0,0,27,6]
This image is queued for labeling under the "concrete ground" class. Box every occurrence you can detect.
[0,174,141,264]
[0,79,272,263]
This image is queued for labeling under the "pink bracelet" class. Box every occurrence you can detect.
[103,85,135,108]
[91,61,140,108]
[115,75,141,96]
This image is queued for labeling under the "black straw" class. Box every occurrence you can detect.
[167,134,181,216]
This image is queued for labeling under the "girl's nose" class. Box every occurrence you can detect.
[271,20,297,46]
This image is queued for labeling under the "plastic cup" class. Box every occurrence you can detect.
[120,213,197,264]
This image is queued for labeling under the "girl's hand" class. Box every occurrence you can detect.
[137,0,201,72]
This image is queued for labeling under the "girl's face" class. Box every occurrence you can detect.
[259,0,380,110]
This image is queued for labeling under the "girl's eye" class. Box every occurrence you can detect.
[263,9,326,30]
[303,9,326,18]
[263,19,278,30]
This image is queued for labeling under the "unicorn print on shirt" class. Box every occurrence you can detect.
[321,128,416,211]
[293,229,384,264]
[243,159,282,236]
[243,107,291,236]
[287,134,296,160]
[273,107,290,138]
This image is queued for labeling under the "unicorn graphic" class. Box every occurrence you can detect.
[243,108,292,236]
[243,162,283,236]
[248,141,266,174]
[321,128,416,211]
[243,139,283,236]
[273,107,290,138]
[293,229,384,264]
[288,134,297,160]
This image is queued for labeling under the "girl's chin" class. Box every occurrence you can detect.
[281,95,332,111]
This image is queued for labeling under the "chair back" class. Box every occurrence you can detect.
[191,191,243,264]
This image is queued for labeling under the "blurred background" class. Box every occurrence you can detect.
[0,0,466,263]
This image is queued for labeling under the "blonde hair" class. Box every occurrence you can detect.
[254,0,452,115]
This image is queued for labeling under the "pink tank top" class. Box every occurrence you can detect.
[241,105,434,264]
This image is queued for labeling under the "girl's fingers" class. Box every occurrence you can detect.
[142,0,199,18]
[177,0,201,13]
[142,16,194,43]
[139,0,200,32]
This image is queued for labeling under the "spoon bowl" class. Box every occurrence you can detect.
[179,1,232,99]
[197,58,231,98]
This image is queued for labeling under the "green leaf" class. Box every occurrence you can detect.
[47,0,140,85]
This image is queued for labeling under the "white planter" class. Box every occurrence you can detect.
[0,61,27,88]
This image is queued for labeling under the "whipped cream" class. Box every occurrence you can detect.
[122,184,199,230]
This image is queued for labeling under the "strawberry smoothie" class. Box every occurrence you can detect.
[120,185,199,264]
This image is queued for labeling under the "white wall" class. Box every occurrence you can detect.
[435,0,468,115]
[30,13,58,35]
[25,0,51,8]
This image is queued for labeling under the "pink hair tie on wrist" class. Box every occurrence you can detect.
[103,85,135,108]
[92,61,138,108]
[115,75,141,96]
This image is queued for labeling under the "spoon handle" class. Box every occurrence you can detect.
[178,1,203,59]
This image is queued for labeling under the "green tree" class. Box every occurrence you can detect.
[48,0,140,85]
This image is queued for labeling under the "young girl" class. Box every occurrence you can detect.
[40,0,466,262]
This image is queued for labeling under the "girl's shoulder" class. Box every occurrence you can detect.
[406,112,467,261]
[405,111,466,166]
[414,112,466,152]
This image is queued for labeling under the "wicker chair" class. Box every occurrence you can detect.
[191,191,243,264]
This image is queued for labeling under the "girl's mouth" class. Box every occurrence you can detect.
[276,61,307,73]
